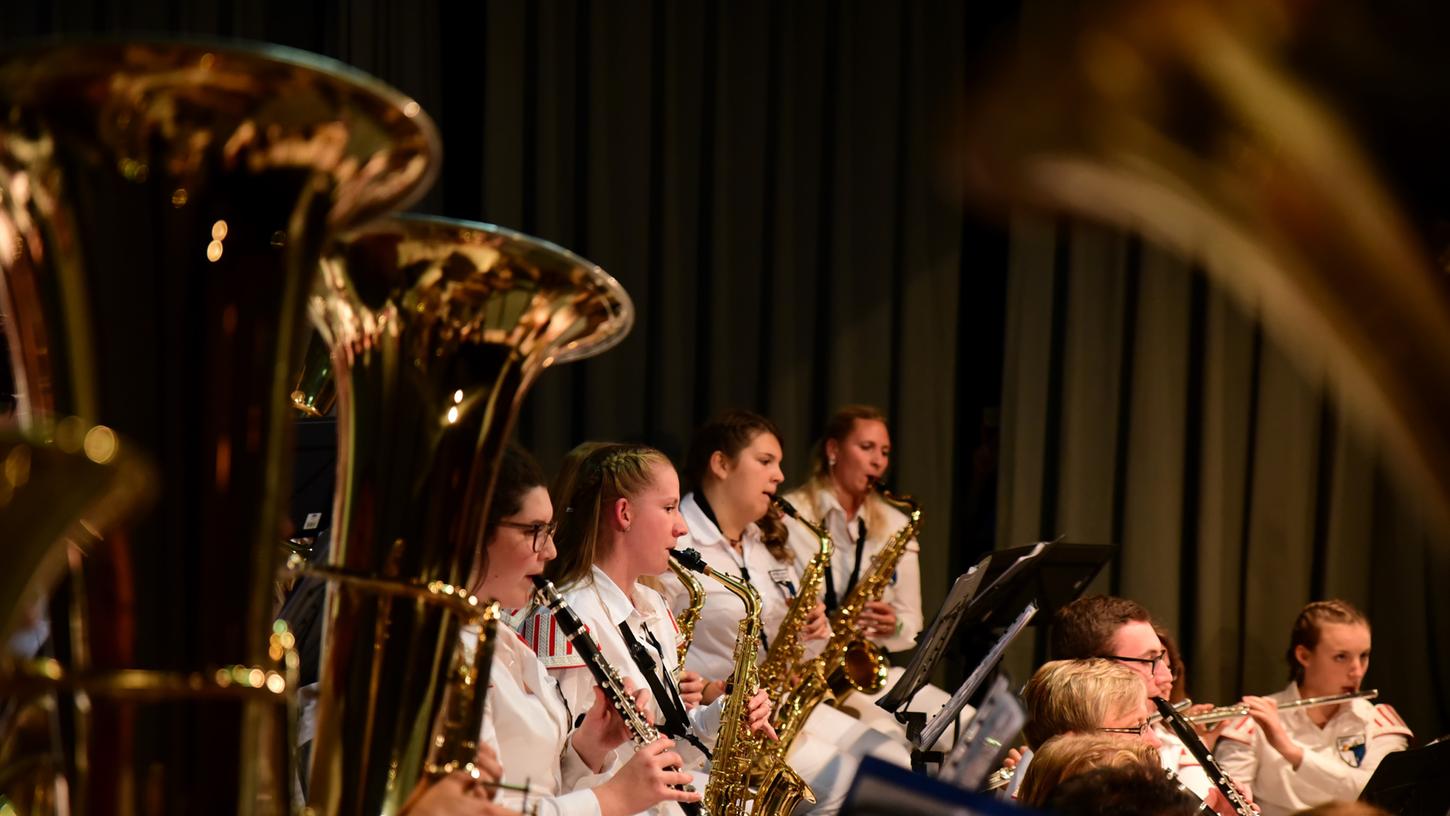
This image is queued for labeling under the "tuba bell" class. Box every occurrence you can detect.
[302,215,633,814]
[0,39,437,813]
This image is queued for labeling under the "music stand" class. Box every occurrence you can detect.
[905,540,1115,752]
[840,755,1030,816]
[1359,738,1450,815]
[877,553,995,716]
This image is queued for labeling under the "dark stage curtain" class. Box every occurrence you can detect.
[2,0,1445,741]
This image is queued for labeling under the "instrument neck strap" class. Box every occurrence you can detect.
[843,517,869,598]
[617,620,712,758]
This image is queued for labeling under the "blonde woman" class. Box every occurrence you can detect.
[527,443,775,805]
[463,445,699,816]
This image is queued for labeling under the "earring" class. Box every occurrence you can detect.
[828,457,837,468]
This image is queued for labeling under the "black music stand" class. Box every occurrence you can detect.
[1359,738,1450,815]
[840,755,1031,816]
[899,540,1116,754]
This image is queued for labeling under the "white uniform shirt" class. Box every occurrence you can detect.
[783,483,923,652]
[526,566,724,771]
[1215,683,1411,816]
[656,492,819,681]
[462,621,604,816]
[1154,725,1213,800]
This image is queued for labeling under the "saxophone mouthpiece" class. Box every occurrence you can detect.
[771,495,801,519]
[669,547,710,574]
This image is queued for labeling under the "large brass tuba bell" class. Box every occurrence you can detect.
[303,215,633,814]
[0,40,437,813]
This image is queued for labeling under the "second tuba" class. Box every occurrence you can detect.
[303,215,633,814]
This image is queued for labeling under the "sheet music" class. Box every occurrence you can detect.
[916,601,1037,751]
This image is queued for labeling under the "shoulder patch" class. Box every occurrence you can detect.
[1371,704,1413,738]
[520,607,587,670]
[1217,715,1258,744]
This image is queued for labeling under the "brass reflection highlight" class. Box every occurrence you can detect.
[0,40,439,813]
[301,215,632,814]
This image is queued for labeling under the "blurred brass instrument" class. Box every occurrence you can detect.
[1181,689,1377,727]
[667,556,707,683]
[959,0,1450,528]
[425,600,502,779]
[670,548,814,816]
[0,422,154,815]
[303,215,634,814]
[827,484,921,695]
[0,40,436,813]
[290,332,338,418]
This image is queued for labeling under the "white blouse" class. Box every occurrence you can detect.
[527,566,724,771]
[462,620,605,816]
[655,492,823,682]
[782,483,923,653]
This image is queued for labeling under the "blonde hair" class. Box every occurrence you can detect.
[795,404,891,533]
[1016,732,1162,807]
[546,442,673,588]
[1022,658,1146,750]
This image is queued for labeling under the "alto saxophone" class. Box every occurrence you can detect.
[669,549,813,816]
[755,497,831,726]
[748,497,831,816]
[826,483,922,695]
[667,556,707,682]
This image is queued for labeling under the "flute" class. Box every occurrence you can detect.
[1180,690,1377,726]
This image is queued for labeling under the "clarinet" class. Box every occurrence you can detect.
[531,576,705,816]
[1152,696,1256,816]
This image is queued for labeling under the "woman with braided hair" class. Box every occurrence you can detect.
[524,442,776,812]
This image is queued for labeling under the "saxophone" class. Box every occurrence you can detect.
[826,483,922,695]
[666,557,707,681]
[755,497,832,718]
[748,497,831,816]
[668,549,813,816]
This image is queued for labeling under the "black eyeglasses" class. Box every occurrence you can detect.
[497,519,558,552]
[1098,720,1152,737]
[1108,650,1170,674]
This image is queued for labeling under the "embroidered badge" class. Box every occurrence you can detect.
[769,568,796,598]
[1337,733,1367,767]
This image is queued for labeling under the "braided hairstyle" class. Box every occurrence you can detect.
[546,441,674,588]
[683,409,791,562]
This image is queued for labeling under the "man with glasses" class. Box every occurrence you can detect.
[1051,595,1217,801]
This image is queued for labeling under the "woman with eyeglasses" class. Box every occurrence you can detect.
[1215,601,1410,816]
[460,444,703,816]
[527,442,777,808]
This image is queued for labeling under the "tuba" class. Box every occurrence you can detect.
[302,215,634,814]
[0,40,437,813]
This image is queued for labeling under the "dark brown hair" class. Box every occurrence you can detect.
[469,444,547,592]
[1287,599,1369,683]
[545,442,673,588]
[1051,595,1153,660]
[684,410,790,562]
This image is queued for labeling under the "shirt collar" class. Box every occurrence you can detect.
[681,491,762,550]
[588,565,637,626]
[811,482,857,524]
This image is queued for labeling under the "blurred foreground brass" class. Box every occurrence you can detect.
[0,39,438,813]
[961,0,1450,526]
